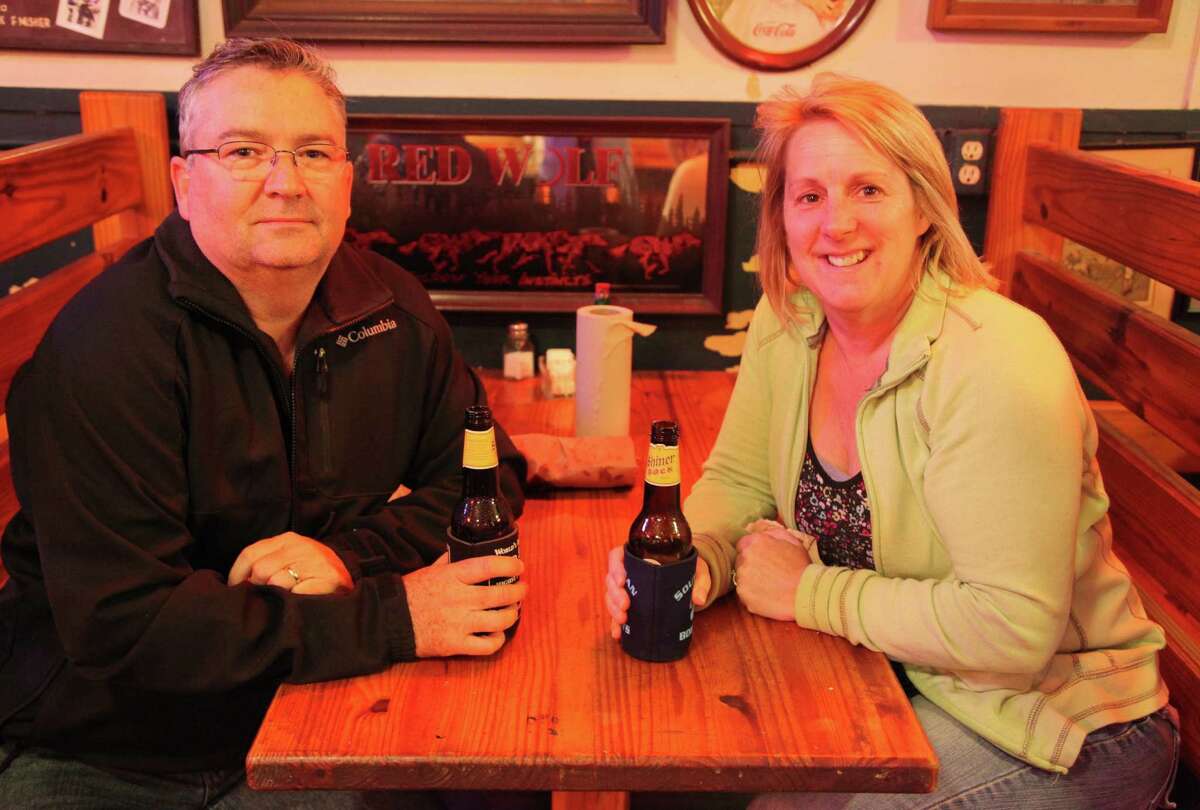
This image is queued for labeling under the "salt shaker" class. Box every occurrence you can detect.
[502,322,535,380]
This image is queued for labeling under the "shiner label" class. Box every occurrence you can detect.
[463,427,498,470]
[645,443,680,487]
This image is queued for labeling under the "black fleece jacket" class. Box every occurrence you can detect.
[0,212,525,773]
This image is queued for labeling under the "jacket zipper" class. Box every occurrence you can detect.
[179,297,392,530]
[315,347,332,477]
[289,350,299,529]
[855,352,931,575]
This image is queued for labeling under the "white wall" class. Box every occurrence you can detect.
[1,0,1197,109]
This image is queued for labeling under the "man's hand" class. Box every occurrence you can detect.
[228,532,353,595]
[734,527,812,621]
[605,545,711,640]
[405,553,528,657]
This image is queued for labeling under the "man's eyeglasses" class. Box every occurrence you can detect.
[182,141,350,181]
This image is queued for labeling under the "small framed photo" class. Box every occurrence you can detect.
[927,0,1173,34]
[223,0,665,44]
[346,115,730,314]
[1,0,198,54]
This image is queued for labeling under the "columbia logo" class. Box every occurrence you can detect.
[335,318,397,348]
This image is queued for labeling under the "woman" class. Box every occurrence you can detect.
[604,75,1179,807]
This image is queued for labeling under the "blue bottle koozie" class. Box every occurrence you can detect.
[620,545,696,662]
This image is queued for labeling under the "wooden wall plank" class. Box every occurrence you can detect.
[1096,412,1200,774]
[1012,251,1200,459]
[1091,402,1200,475]
[1097,413,1200,622]
[0,130,142,264]
[982,108,1081,296]
[1023,144,1200,300]
[80,92,174,251]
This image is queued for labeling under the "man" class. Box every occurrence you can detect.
[0,38,526,807]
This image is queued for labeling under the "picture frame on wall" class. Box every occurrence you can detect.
[927,0,1173,34]
[0,0,199,55]
[687,0,875,71]
[345,115,730,315]
[222,0,665,44]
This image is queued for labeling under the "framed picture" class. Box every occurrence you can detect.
[346,116,730,314]
[222,0,665,44]
[1062,145,1195,318]
[0,0,198,54]
[688,0,874,71]
[927,0,1173,34]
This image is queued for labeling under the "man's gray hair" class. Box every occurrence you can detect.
[177,37,346,151]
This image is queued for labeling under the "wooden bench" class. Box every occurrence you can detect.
[986,108,1200,778]
[0,92,173,588]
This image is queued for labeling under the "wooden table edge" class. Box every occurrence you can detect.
[246,755,938,794]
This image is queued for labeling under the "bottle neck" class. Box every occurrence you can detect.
[462,464,500,497]
[640,479,681,512]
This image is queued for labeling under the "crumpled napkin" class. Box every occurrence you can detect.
[512,433,638,489]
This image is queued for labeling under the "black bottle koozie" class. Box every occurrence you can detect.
[446,527,521,637]
[446,527,520,583]
[620,546,696,662]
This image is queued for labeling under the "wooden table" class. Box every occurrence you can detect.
[246,371,937,808]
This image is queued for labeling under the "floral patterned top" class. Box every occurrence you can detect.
[794,441,875,571]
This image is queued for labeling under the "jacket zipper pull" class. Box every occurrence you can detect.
[316,347,329,396]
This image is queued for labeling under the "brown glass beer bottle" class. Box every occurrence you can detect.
[449,405,520,637]
[628,420,692,564]
[451,405,515,542]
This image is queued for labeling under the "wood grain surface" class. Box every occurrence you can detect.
[246,371,937,798]
[1011,250,1200,460]
[1023,144,1200,301]
[1095,411,1200,776]
[79,92,175,255]
[982,108,1081,296]
[0,129,143,264]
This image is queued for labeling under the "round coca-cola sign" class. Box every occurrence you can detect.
[689,0,875,72]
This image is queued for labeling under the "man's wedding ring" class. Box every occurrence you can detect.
[286,566,301,584]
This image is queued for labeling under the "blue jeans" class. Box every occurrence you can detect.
[0,741,440,809]
[750,698,1180,810]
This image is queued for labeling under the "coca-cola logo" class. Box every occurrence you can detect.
[752,21,797,37]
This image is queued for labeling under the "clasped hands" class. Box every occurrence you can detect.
[228,531,353,595]
[227,532,526,658]
[603,519,813,632]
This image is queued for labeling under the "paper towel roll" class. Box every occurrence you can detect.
[575,305,655,437]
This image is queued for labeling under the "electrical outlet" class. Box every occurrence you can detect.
[940,128,991,196]
[957,163,982,187]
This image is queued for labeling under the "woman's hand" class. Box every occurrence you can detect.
[735,527,812,621]
[605,545,711,640]
[228,532,354,595]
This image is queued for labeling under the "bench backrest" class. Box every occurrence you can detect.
[0,92,173,579]
[987,107,1200,775]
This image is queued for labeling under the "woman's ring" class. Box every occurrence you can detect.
[286,566,301,584]
[731,569,739,588]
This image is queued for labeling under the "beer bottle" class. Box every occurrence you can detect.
[628,420,692,564]
[451,405,515,542]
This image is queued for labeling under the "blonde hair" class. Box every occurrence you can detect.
[753,74,994,327]
[178,38,346,151]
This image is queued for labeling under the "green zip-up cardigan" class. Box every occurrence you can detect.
[686,271,1168,774]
